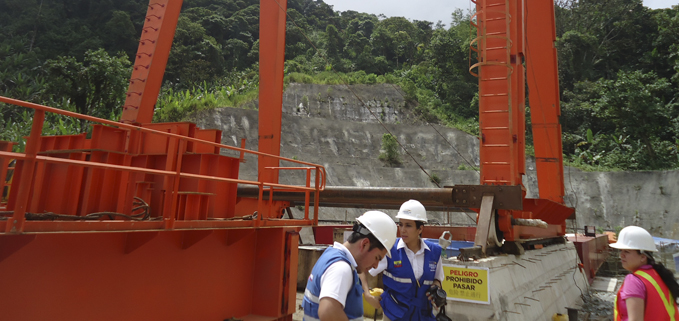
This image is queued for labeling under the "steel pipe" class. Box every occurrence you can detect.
[237,185,475,212]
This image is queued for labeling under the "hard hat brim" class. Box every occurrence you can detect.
[610,242,658,252]
[355,211,397,257]
[395,213,427,222]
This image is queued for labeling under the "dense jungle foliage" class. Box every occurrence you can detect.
[1,0,678,170]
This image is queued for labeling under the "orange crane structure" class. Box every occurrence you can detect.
[0,0,317,319]
[0,0,577,319]
[467,0,574,254]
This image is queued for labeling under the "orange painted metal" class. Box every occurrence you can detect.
[120,0,184,125]
[0,0,316,317]
[0,97,324,171]
[257,0,288,185]
[5,109,44,233]
[471,0,573,241]
[0,229,301,320]
[472,0,524,186]
[512,224,563,240]
[0,141,17,208]
[525,0,566,205]
[0,93,324,320]
[566,234,610,284]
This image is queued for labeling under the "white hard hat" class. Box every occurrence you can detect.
[610,226,657,252]
[395,199,427,222]
[356,211,398,258]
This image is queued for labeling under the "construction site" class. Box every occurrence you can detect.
[1,0,678,321]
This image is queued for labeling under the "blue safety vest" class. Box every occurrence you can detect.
[380,239,442,321]
[303,246,364,321]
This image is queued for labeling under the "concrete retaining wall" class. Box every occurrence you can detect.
[194,83,679,238]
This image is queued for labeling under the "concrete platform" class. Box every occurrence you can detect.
[590,277,618,292]
[441,242,589,321]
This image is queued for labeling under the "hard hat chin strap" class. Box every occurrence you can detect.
[353,223,372,236]
[639,250,655,264]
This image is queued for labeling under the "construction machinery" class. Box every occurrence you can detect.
[463,0,574,255]
[0,1,317,320]
[0,0,579,319]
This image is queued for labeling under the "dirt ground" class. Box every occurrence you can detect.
[293,292,304,321]
[576,290,616,321]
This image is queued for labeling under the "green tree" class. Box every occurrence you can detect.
[103,10,138,58]
[563,70,678,169]
[43,48,131,131]
[325,24,343,61]
[555,0,657,90]
[165,16,224,86]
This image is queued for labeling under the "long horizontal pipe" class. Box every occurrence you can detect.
[237,186,475,212]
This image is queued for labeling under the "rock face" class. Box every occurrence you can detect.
[194,83,679,239]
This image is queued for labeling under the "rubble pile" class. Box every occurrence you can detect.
[577,290,615,321]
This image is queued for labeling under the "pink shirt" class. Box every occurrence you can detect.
[617,265,651,321]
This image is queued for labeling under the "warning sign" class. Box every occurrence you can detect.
[441,265,490,304]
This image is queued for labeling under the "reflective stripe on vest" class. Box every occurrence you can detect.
[614,296,619,321]
[381,239,442,321]
[304,289,320,304]
[383,270,413,284]
[635,270,676,321]
[614,290,621,321]
[614,269,678,321]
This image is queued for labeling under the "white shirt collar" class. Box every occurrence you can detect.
[396,238,429,254]
[333,242,358,268]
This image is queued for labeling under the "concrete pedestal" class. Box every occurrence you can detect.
[442,242,588,321]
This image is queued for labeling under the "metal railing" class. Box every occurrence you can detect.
[0,95,326,234]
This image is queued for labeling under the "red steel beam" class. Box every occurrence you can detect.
[5,110,44,234]
[525,0,566,205]
[257,0,288,184]
[120,0,184,125]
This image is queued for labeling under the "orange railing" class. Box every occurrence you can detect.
[0,95,326,234]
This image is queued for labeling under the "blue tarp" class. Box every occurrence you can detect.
[653,236,679,251]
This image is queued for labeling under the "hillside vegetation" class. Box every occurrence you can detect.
[1,0,678,170]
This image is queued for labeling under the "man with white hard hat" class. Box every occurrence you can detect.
[363,200,446,321]
[303,211,398,321]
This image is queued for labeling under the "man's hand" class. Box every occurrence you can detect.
[426,282,445,308]
[425,290,439,309]
[364,292,381,310]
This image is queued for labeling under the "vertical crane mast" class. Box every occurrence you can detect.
[525,0,566,205]
[471,0,573,244]
[472,0,525,188]
[258,0,288,185]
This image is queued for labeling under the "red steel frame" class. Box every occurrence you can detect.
[471,0,573,241]
[120,0,183,125]
[0,0,320,319]
[0,94,324,320]
[0,141,16,208]
[0,0,575,317]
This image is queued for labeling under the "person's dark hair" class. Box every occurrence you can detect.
[416,221,425,230]
[348,223,386,251]
[644,252,679,300]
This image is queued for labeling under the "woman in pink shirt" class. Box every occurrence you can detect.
[610,226,679,321]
